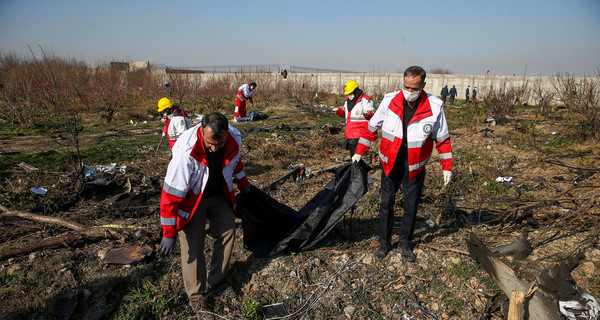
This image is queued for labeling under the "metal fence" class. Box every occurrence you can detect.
[288,65,357,73]
[161,64,281,74]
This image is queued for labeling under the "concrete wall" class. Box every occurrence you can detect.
[285,73,576,106]
[152,70,597,106]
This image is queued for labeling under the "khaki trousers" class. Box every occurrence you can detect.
[178,194,235,300]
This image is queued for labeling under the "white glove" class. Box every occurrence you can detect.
[351,154,362,163]
[443,170,452,186]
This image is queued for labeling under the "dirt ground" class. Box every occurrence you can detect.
[1,101,599,319]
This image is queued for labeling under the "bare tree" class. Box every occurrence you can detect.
[28,46,88,188]
[552,73,600,140]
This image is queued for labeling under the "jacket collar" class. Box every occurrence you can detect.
[388,91,433,124]
[190,127,239,166]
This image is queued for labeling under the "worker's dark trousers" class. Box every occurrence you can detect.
[378,160,425,248]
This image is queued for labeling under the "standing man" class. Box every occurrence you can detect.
[157,97,191,148]
[352,66,453,262]
[472,87,477,103]
[465,86,470,103]
[158,113,251,312]
[440,85,449,104]
[234,82,257,122]
[449,85,457,105]
[334,80,376,158]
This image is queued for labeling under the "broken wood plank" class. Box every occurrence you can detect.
[508,290,526,320]
[466,232,561,320]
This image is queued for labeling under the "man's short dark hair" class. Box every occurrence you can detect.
[201,113,229,141]
[250,82,257,87]
[404,66,426,84]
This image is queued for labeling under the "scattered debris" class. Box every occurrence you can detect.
[496,176,513,183]
[466,232,562,320]
[17,162,38,172]
[262,302,289,318]
[490,236,532,259]
[82,163,101,180]
[94,163,130,174]
[102,244,154,265]
[538,256,600,320]
[30,187,47,195]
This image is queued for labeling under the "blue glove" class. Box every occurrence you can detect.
[158,237,176,255]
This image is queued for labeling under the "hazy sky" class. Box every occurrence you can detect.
[1,0,599,76]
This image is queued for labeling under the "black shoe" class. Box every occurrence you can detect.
[400,244,416,262]
[374,246,389,260]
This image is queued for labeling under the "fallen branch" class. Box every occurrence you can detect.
[544,159,600,172]
[0,204,123,239]
[0,204,129,261]
[0,232,85,261]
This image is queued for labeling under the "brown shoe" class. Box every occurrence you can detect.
[189,295,209,313]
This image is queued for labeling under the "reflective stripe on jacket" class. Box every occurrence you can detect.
[236,83,254,106]
[335,94,376,141]
[355,90,452,181]
[159,124,250,238]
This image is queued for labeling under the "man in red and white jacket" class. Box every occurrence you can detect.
[334,80,376,157]
[353,66,453,262]
[234,82,257,122]
[157,113,250,309]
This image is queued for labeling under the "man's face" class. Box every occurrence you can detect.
[202,126,227,153]
[250,85,256,91]
[403,75,425,92]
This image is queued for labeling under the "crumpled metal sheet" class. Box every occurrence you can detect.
[102,244,153,265]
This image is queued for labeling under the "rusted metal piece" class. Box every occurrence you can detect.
[102,244,153,265]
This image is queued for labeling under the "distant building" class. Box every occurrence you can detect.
[110,61,150,72]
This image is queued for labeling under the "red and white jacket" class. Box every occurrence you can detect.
[334,94,376,140]
[162,108,191,148]
[355,90,452,181]
[160,124,250,238]
[235,84,254,107]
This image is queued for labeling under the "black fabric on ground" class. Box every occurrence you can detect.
[236,162,371,257]
[265,165,305,192]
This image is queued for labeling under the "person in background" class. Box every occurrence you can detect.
[334,80,376,158]
[449,85,457,105]
[352,66,453,262]
[158,112,251,313]
[157,97,191,148]
[472,87,477,103]
[465,86,470,103]
[440,85,449,104]
[234,82,257,122]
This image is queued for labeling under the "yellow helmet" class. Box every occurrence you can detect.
[344,80,359,95]
[157,97,174,112]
